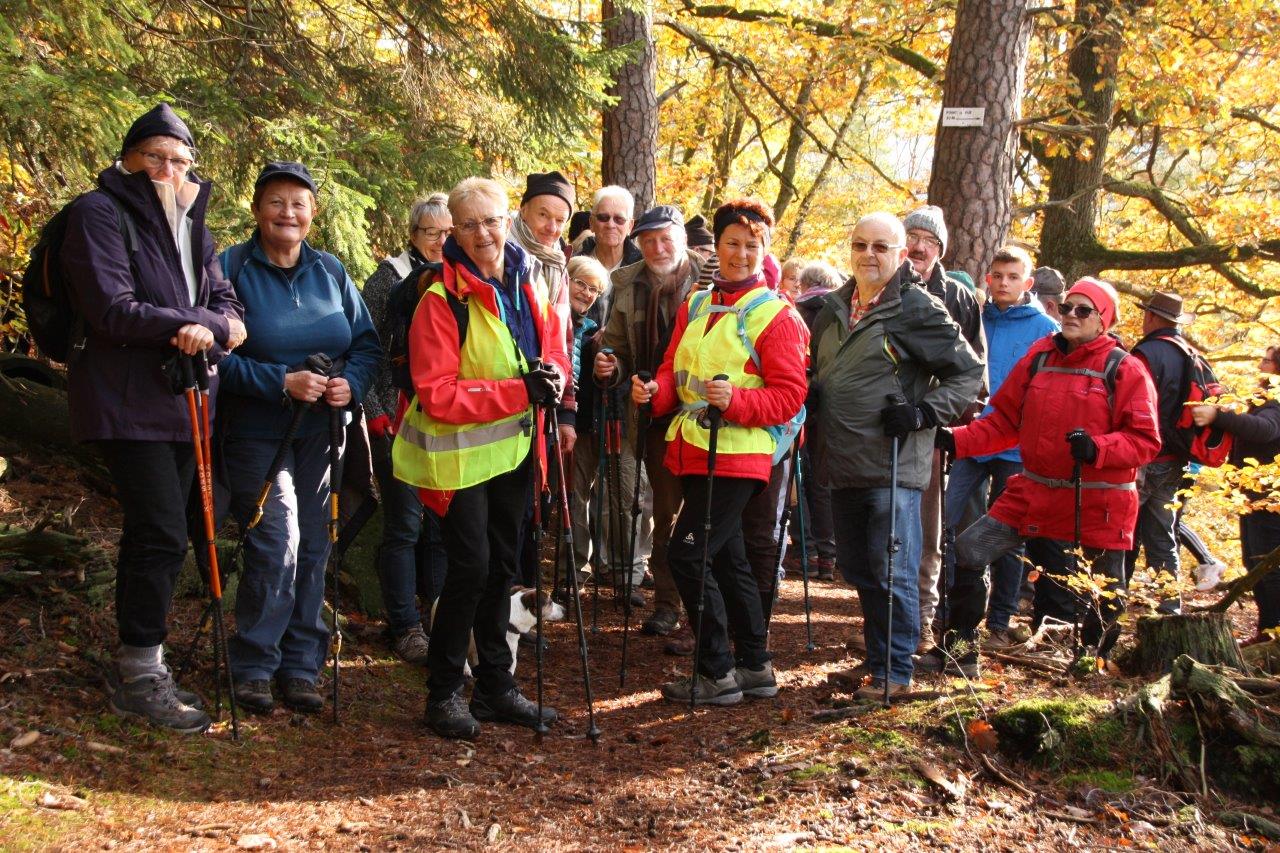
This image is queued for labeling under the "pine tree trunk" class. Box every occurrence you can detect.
[1133,612,1245,675]
[602,0,657,214]
[926,0,1032,282]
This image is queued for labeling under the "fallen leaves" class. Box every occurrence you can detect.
[236,833,277,850]
[966,719,999,753]
[36,791,86,810]
[910,758,968,801]
[10,730,40,749]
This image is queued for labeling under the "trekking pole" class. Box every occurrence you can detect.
[937,448,952,648]
[325,361,344,725]
[690,373,729,710]
[547,403,602,742]
[793,442,815,652]
[763,440,799,646]
[531,397,551,739]
[180,353,240,741]
[883,393,905,708]
[619,370,651,687]
[1067,428,1087,660]
[605,384,627,604]
[589,392,607,632]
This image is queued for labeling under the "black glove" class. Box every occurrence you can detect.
[1067,429,1098,464]
[934,427,955,454]
[522,362,562,405]
[881,402,932,439]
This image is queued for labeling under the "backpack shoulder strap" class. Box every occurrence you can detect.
[102,193,138,255]
[1101,347,1128,408]
[1028,349,1051,380]
[444,287,469,349]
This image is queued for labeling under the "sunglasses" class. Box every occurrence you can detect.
[851,240,903,255]
[1061,303,1098,319]
[593,212,629,225]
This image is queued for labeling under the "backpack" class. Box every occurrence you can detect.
[384,262,462,397]
[687,289,806,464]
[1161,335,1233,467]
[1027,345,1128,408]
[22,192,137,362]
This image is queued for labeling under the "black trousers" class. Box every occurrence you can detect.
[1026,538,1127,655]
[668,475,769,679]
[427,454,532,699]
[98,439,195,648]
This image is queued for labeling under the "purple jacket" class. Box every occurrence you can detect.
[61,166,243,442]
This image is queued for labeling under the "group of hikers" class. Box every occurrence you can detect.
[46,104,1280,740]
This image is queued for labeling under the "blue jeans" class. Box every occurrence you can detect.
[371,434,446,635]
[947,457,1024,631]
[831,486,923,686]
[223,432,337,684]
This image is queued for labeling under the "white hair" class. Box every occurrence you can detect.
[591,185,635,219]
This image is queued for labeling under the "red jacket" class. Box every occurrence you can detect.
[651,286,809,483]
[953,333,1160,550]
[409,252,571,515]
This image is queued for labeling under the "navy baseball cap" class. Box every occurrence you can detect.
[254,161,317,194]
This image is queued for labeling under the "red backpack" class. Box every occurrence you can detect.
[1164,336,1233,467]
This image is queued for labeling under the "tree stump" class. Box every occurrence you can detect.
[1133,612,1244,675]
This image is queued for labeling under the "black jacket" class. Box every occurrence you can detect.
[925,263,987,419]
[1133,327,1191,459]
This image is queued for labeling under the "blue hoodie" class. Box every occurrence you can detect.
[973,293,1059,463]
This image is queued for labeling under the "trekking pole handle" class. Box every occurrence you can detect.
[193,350,211,393]
[179,352,196,390]
[635,370,653,415]
[703,373,730,427]
[886,392,907,407]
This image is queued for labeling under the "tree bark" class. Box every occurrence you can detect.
[926,0,1032,282]
[1037,0,1122,279]
[602,0,657,214]
[771,75,814,225]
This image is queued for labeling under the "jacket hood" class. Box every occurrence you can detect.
[97,164,210,229]
[984,293,1050,322]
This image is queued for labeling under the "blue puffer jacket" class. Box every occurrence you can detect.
[218,236,381,440]
[973,294,1059,463]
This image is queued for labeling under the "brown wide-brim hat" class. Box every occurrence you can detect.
[1138,290,1193,324]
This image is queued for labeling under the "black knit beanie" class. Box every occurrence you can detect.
[120,103,195,157]
[521,170,576,214]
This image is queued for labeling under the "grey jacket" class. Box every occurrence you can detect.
[811,263,984,490]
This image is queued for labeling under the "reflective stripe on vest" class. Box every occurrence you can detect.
[666,285,785,457]
[392,275,544,491]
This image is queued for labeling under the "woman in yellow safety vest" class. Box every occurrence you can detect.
[392,177,571,739]
[632,198,808,706]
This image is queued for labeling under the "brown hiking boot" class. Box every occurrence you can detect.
[854,679,914,701]
[825,664,871,690]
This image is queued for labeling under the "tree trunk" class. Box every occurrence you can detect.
[772,75,814,225]
[1037,0,1121,279]
[1133,612,1245,675]
[926,0,1032,282]
[602,0,657,214]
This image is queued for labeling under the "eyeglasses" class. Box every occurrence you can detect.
[906,233,942,249]
[414,226,451,241]
[571,277,605,297]
[1061,303,1098,319]
[851,240,903,255]
[593,212,629,225]
[455,216,506,235]
[135,150,195,173]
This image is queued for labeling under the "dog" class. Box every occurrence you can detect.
[430,587,566,676]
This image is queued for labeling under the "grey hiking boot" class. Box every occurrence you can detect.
[109,672,211,734]
[660,671,743,706]
[393,625,430,664]
[233,679,275,714]
[278,677,323,714]
[734,662,779,699]
[471,686,557,729]
[425,690,481,740]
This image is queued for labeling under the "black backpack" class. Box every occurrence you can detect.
[22,192,137,361]
[1161,335,1232,467]
[385,261,467,397]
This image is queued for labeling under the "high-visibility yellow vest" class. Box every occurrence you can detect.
[666,285,787,458]
[392,276,543,491]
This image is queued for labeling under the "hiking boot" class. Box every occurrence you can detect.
[110,672,211,734]
[470,686,557,729]
[641,571,655,589]
[664,626,695,656]
[985,626,1031,650]
[660,671,742,706]
[426,690,481,739]
[233,679,275,714]
[393,625,430,664]
[854,679,913,701]
[817,558,836,581]
[825,665,871,690]
[734,662,779,699]
[642,608,680,636]
[278,677,323,714]
[1195,561,1226,592]
[845,632,866,654]
[628,590,646,609]
[914,647,980,678]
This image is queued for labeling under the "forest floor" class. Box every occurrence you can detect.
[1,445,1278,851]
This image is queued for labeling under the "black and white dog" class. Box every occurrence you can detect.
[431,587,566,676]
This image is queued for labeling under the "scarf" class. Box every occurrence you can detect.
[711,270,766,295]
[510,212,566,273]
